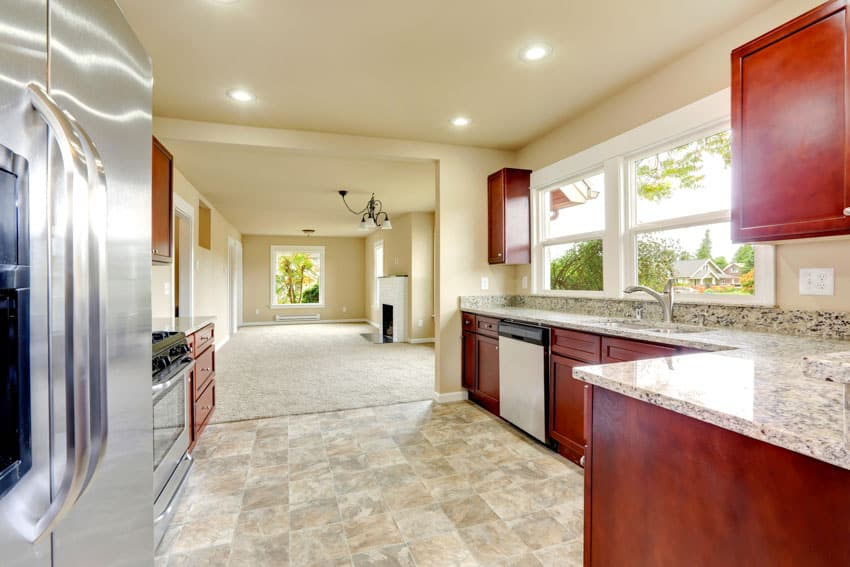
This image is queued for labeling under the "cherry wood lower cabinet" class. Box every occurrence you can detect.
[549,355,592,466]
[461,313,500,415]
[189,323,215,452]
[585,387,850,566]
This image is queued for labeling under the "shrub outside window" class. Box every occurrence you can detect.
[270,246,325,307]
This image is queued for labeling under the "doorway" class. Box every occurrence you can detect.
[174,194,194,318]
[228,237,243,336]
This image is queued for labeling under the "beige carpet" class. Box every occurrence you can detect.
[210,323,435,423]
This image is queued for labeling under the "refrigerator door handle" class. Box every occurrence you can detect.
[63,112,109,489]
[26,83,95,543]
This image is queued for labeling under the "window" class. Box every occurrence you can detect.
[270,246,324,307]
[531,89,774,305]
[538,171,606,293]
[630,130,757,297]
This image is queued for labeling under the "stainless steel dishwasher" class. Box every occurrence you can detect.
[498,321,549,443]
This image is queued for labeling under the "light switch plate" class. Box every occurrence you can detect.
[799,268,834,296]
[481,276,490,291]
[521,276,529,289]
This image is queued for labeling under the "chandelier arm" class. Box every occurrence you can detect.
[341,193,368,215]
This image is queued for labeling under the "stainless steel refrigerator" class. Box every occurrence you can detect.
[0,1,154,565]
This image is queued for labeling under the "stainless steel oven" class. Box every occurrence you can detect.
[152,340,193,549]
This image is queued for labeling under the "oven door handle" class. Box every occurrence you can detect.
[26,83,94,543]
[64,111,110,491]
[152,362,191,399]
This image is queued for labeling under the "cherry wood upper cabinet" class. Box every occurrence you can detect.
[152,137,173,263]
[487,168,531,264]
[731,0,850,242]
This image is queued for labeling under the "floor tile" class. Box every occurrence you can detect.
[506,511,573,551]
[408,531,478,567]
[350,544,416,567]
[235,504,290,538]
[290,498,342,531]
[338,488,387,520]
[343,513,405,554]
[479,487,543,521]
[290,477,337,505]
[381,481,435,512]
[228,533,289,566]
[242,481,289,510]
[166,544,231,567]
[440,495,499,529]
[289,524,350,567]
[459,520,530,564]
[392,504,456,541]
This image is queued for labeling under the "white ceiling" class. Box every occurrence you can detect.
[119,0,777,150]
[120,0,778,236]
[164,139,436,237]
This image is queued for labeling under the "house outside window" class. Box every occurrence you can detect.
[270,245,325,307]
[531,90,774,306]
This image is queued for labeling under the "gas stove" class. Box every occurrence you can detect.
[152,331,193,380]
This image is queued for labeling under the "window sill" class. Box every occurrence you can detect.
[269,304,326,309]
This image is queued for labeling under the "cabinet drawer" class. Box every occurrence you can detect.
[193,324,214,358]
[601,336,678,363]
[551,328,601,364]
[185,333,195,355]
[194,347,215,400]
[476,316,500,338]
[462,312,477,331]
[194,381,215,435]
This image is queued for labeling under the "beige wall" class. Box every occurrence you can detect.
[364,212,436,340]
[515,0,850,312]
[156,118,517,396]
[243,235,366,322]
[150,168,243,345]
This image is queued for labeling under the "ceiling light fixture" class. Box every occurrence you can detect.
[302,229,316,237]
[451,116,471,127]
[521,43,552,62]
[338,190,392,231]
[226,88,255,102]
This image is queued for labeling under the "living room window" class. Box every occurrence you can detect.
[531,90,774,305]
[270,245,325,307]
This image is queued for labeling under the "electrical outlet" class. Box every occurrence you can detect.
[255,308,260,315]
[799,268,834,296]
[342,306,347,313]
[418,319,424,328]
[521,276,528,289]
[481,276,489,291]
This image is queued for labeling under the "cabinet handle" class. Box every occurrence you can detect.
[844,207,850,216]
[497,253,502,257]
[201,367,211,372]
[580,456,586,467]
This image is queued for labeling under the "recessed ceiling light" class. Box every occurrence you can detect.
[226,88,255,103]
[521,43,552,62]
[451,116,471,127]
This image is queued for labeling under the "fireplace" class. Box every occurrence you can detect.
[382,304,394,343]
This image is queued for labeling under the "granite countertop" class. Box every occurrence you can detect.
[152,316,216,336]
[462,304,850,471]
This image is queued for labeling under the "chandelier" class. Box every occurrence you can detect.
[338,190,393,231]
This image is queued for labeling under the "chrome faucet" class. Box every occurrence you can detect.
[624,279,675,324]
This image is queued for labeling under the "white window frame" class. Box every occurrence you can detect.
[373,240,384,307]
[269,245,326,308]
[531,89,775,307]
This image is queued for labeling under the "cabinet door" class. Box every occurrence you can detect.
[550,355,590,466]
[462,331,476,390]
[732,1,850,242]
[487,170,505,264]
[475,334,500,415]
[151,137,173,263]
[601,336,677,363]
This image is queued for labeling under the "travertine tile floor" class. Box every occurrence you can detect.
[155,401,584,566]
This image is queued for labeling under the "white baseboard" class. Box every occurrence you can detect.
[409,337,436,344]
[241,318,370,327]
[215,336,230,351]
[433,390,469,403]
[367,320,379,329]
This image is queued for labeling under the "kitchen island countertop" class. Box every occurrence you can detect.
[461,304,850,471]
